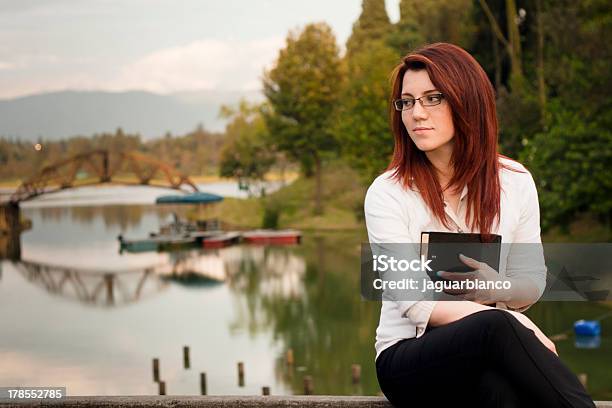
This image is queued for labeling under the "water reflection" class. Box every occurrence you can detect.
[33,204,189,231]
[12,246,297,307]
[0,197,610,398]
[13,261,167,307]
[224,234,383,395]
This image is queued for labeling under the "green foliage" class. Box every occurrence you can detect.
[219,101,276,197]
[390,0,475,55]
[496,86,542,158]
[263,22,344,214]
[333,40,398,182]
[345,0,393,57]
[520,101,612,231]
[263,23,343,168]
[262,198,281,229]
[144,125,224,175]
[0,125,224,182]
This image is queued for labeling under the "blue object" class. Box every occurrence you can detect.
[156,192,224,204]
[573,320,601,336]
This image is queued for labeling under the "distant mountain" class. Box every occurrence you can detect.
[0,89,264,141]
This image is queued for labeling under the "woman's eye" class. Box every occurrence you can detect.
[403,99,414,107]
[427,95,441,103]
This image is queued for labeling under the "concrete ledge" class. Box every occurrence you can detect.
[1,396,611,407]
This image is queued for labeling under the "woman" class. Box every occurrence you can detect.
[364,43,595,408]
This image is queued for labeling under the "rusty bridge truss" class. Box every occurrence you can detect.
[9,149,199,203]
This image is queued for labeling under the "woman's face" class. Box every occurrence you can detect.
[401,69,455,153]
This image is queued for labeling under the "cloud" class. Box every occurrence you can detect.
[108,37,284,93]
[0,54,61,71]
[0,37,284,98]
[0,61,16,70]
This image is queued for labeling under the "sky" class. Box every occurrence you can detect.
[0,0,400,100]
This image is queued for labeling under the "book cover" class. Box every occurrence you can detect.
[420,231,502,282]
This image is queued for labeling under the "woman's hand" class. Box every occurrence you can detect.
[505,310,558,356]
[436,254,508,304]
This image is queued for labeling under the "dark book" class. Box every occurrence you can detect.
[420,231,502,282]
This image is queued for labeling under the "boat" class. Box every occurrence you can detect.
[155,192,224,204]
[242,229,302,245]
[159,236,196,250]
[189,230,223,244]
[202,232,242,249]
[118,234,196,253]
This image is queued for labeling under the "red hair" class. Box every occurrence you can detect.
[387,42,519,236]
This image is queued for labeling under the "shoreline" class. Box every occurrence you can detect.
[0,171,299,189]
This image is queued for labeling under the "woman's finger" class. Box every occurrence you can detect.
[458,253,483,269]
[443,288,473,295]
[436,271,476,280]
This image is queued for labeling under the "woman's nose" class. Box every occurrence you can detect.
[411,101,429,120]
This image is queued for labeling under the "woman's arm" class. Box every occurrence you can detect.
[502,170,547,311]
[429,301,558,355]
[364,178,437,337]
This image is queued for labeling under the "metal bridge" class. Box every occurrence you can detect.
[0,150,201,257]
[7,149,199,203]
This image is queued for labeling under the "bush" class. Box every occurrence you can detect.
[520,101,612,232]
[262,199,281,229]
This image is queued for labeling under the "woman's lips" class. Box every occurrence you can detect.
[413,127,433,134]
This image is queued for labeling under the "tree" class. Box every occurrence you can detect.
[346,0,393,57]
[333,1,399,181]
[388,0,424,55]
[520,103,612,232]
[263,22,344,215]
[218,101,275,197]
[391,0,475,55]
[333,40,398,182]
[478,0,525,89]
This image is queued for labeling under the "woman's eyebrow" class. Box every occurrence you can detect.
[401,89,439,97]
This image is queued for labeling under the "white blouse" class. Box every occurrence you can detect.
[364,156,547,360]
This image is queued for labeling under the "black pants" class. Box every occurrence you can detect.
[376,309,596,408]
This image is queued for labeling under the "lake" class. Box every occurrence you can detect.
[0,185,610,399]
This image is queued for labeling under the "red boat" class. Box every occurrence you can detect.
[202,232,242,249]
[242,229,302,245]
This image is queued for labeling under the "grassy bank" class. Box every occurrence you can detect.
[188,162,367,230]
[542,214,611,243]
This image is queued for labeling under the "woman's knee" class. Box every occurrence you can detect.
[464,309,523,341]
[466,309,513,329]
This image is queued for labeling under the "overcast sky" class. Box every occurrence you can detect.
[0,0,400,100]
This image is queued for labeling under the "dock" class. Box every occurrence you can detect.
[1,396,611,407]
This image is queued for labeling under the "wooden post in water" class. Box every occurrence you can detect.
[578,373,588,390]
[183,346,190,369]
[152,358,160,382]
[158,381,166,395]
[262,386,270,396]
[285,349,295,381]
[351,364,361,384]
[303,375,314,395]
[200,372,207,395]
[238,362,245,387]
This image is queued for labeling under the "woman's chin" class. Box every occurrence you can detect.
[413,141,443,152]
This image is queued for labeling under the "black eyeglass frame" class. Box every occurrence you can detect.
[393,93,445,111]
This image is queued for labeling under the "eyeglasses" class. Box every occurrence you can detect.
[393,93,444,111]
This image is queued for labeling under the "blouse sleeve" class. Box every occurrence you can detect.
[364,177,437,338]
[500,171,547,312]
